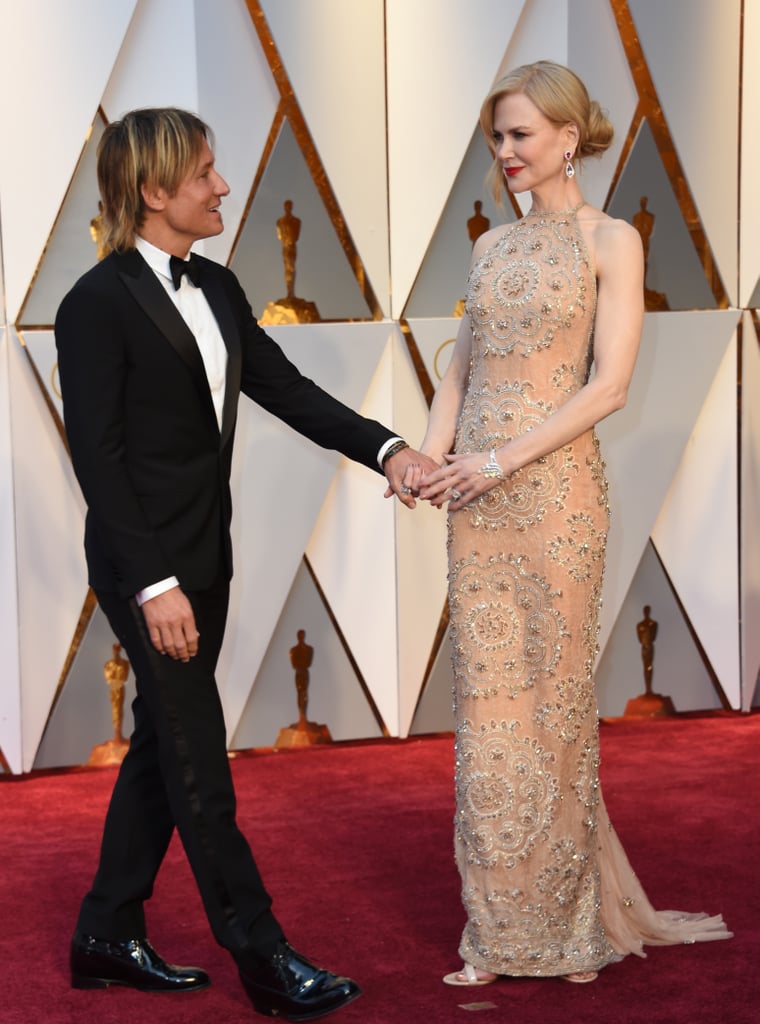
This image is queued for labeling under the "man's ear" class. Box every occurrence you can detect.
[140,182,166,213]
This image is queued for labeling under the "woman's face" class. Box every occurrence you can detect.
[491,91,573,194]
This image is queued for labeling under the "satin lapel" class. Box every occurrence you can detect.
[200,268,242,450]
[115,250,216,420]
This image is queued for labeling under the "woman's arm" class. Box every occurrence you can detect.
[419,312,474,462]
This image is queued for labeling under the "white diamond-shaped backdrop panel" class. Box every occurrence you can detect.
[101,0,197,118]
[740,3,760,307]
[21,119,105,329]
[595,541,722,718]
[10,334,89,771]
[231,559,386,750]
[391,333,449,737]
[386,0,527,317]
[307,339,399,732]
[304,328,444,737]
[597,311,739,654]
[261,0,390,315]
[501,0,568,67]
[230,119,370,320]
[410,627,455,736]
[196,0,279,266]
[741,314,760,710]
[18,332,62,422]
[0,0,137,323]
[652,335,740,707]
[407,318,459,387]
[221,400,343,736]
[0,331,22,772]
[32,604,134,771]
[219,322,392,735]
[568,0,639,211]
[628,0,741,305]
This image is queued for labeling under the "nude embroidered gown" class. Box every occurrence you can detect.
[449,203,731,977]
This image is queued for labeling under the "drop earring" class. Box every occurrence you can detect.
[564,151,575,178]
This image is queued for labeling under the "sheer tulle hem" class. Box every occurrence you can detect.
[454,785,732,977]
[597,789,733,958]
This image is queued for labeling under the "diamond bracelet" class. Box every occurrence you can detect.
[478,448,505,480]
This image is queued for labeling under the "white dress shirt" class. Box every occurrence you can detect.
[135,237,227,428]
[134,238,228,606]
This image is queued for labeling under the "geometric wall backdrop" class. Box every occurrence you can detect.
[624,0,740,305]
[741,2,760,308]
[229,119,372,321]
[742,313,760,710]
[1,0,757,773]
[598,312,740,658]
[651,334,740,706]
[595,540,724,720]
[607,118,717,311]
[0,328,21,776]
[20,117,108,328]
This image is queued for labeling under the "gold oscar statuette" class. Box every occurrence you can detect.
[454,200,491,316]
[275,630,332,748]
[89,200,112,262]
[624,605,676,717]
[633,197,669,312]
[87,642,131,766]
[259,200,321,325]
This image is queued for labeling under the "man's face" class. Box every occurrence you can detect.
[153,138,230,253]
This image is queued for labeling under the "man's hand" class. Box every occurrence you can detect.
[141,586,199,662]
[383,447,441,508]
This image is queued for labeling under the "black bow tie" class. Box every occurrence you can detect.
[169,253,202,290]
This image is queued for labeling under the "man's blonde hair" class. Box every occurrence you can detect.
[96,107,212,253]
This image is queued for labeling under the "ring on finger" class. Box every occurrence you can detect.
[451,489,462,501]
[400,485,412,495]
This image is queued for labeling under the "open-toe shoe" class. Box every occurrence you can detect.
[443,963,498,986]
[562,970,598,984]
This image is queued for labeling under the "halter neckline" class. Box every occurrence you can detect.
[525,199,586,218]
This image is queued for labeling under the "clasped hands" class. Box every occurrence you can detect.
[384,447,506,512]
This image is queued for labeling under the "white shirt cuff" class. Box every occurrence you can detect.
[377,436,405,469]
[135,576,180,606]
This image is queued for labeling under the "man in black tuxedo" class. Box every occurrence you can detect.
[55,107,434,1022]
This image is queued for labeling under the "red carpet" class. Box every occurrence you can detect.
[1,712,757,1024]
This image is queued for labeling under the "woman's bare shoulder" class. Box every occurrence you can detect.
[579,206,642,268]
[581,205,640,243]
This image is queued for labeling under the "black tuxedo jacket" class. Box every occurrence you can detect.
[55,248,394,599]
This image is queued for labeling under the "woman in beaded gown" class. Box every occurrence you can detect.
[409,61,731,986]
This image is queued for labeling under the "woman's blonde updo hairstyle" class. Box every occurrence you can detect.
[479,60,613,203]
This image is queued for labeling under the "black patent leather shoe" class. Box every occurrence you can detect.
[70,931,210,992]
[239,941,361,1021]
